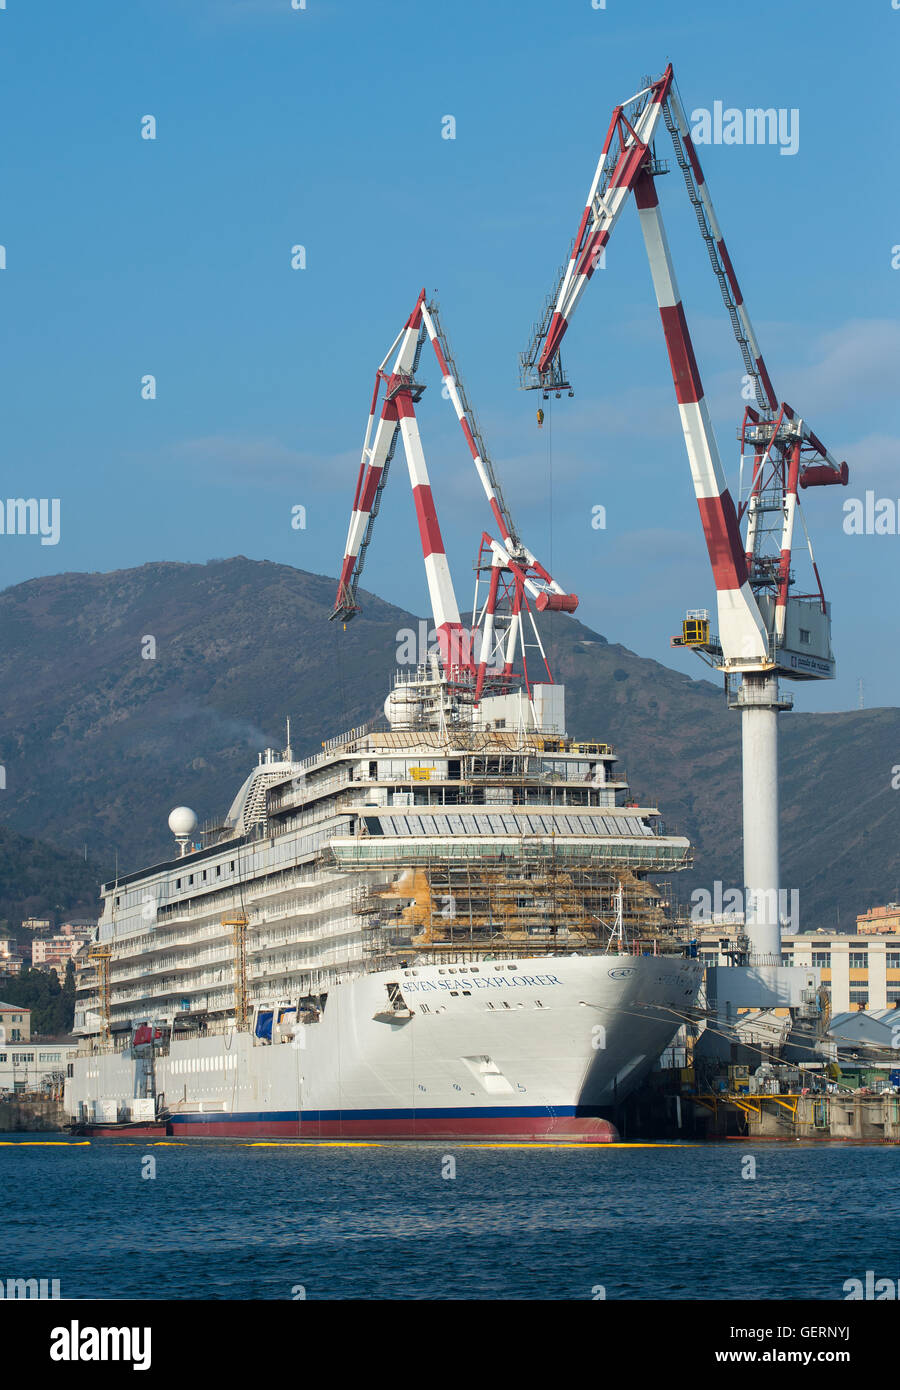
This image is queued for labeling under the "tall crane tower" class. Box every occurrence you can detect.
[520,65,849,964]
[332,289,577,720]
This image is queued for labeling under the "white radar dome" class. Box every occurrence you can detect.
[168,806,198,837]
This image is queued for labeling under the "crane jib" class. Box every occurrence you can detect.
[519,63,848,677]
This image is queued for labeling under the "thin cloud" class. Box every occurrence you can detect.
[173,435,357,492]
[834,433,900,489]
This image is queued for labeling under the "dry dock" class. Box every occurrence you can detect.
[621,1088,900,1142]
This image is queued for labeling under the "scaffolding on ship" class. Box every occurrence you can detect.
[352,843,681,968]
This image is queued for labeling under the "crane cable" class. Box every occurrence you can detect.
[547,394,553,579]
[334,623,349,732]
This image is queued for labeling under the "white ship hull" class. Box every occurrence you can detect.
[66,952,700,1141]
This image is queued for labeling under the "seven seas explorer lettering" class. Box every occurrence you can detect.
[403,974,562,993]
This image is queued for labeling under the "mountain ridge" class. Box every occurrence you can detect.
[0,556,895,931]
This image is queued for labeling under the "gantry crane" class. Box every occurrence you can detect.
[520,64,849,963]
[332,289,577,710]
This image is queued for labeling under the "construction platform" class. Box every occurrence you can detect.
[620,1088,900,1143]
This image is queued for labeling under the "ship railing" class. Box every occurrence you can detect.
[268,771,356,812]
[96,978,236,1009]
[332,838,692,869]
[93,940,368,1012]
[87,895,361,984]
[282,724,374,780]
[109,947,234,983]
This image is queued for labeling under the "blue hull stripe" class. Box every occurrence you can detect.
[172,1104,607,1124]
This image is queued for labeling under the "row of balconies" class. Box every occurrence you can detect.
[102,913,358,981]
[103,904,343,969]
[80,938,367,1014]
[106,877,345,955]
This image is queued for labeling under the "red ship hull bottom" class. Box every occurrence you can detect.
[164,1110,620,1143]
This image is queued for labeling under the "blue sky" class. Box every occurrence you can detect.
[0,0,897,712]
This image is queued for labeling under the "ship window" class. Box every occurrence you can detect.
[799,628,810,643]
[202,870,207,881]
[230,861,235,871]
[216,866,221,877]
[188,875,194,885]
[450,991,459,997]
[462,990,471,996]
[176,879,181,889]
[369,762,377,777]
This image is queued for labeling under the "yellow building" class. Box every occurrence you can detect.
[691,926,900,1013]
[0,1001,31,1043]
[857,903,900,935]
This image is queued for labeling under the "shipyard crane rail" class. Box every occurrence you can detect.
[520,63,851,962]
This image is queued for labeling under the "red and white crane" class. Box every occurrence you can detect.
[520,64,849,962]
[332,289,577,715]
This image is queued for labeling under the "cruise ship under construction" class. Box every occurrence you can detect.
[65,291,702,1141]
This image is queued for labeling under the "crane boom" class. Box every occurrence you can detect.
[520,63,847,676]
[333,290,579,689]
[521,62,852,965]
[331,290,468,671]
[631,165,768,662]
[523,68,673,387]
